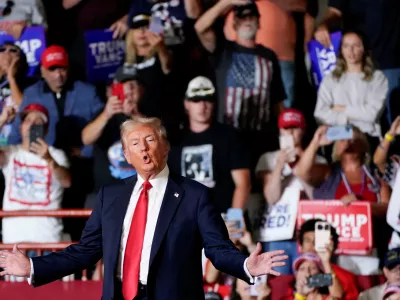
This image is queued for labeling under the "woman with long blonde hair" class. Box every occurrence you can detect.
[116,13,173,119]
[314,31,388,145]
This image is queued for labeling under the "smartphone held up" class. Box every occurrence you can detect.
[314,221,331,252]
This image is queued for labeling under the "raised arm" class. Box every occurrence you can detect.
[82,96,122,146]
[373,116,400,173]
[295,126,332,187]
[62,0,82,9]
[314,6,343,47]
[195,0,247,53]
[0,187,104,285]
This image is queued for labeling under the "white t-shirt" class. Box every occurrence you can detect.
[1,145,69,243]
[256,150,326,241]
[256,150,326,198]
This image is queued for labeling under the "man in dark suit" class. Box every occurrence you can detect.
[0,117,288,300]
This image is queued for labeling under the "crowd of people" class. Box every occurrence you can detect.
[0,0,399,299]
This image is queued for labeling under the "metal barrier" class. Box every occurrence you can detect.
[0,209,104,281]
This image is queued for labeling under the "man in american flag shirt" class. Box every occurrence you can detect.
[195,0,286,186]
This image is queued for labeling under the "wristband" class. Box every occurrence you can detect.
[294,293,306,300]
[385,133,394,142]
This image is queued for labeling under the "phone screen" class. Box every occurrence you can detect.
[29,124,45,145]
[279,135,295,162]
[325,125,353,141]
[314,221,331,252]
[111,83,125,103]
[226,208,244,238]
[149,17,164,35]
[250,275,267,296]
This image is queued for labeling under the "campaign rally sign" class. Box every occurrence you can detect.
[308,31,342,89]
[84,29,125,83]
[259,186,300,242]
[297,200,373,255]
[0,26,46,76]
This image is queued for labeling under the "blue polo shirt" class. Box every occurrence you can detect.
[8,80,104,157]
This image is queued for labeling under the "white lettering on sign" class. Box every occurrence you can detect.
[300,213,368,241]
[15,39,42,64]
[88,40,125,65]
[316,46,337,76]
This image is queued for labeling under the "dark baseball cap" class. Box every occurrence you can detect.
[234,2,260,19]
[114,64,143,84]
[130,13,151,29]
[385,248,400,269]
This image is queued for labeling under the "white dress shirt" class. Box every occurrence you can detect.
[116,165,169,284]
[29,165,254,284]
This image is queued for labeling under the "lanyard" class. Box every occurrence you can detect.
[341,166,367,196]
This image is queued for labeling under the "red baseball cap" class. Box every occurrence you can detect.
[278,109,306,129]
[292,253,324,273]
[41,45,68,69]
[21,104,49,123]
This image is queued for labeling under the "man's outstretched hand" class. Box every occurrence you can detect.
[246,243,288,277]
[0,244,31,277]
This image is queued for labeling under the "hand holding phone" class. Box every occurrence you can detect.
[279,135,295,162]
[314,221,331,252]
[325,125,353,141]
[250,275,268,296]
[111,83,125,104]
[307,274,333,288]
[149,16,164,35]
[29,124,44,145]
[226,208,244,239]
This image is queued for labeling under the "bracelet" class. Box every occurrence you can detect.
[294,293,306,300]
[385,133,394,142]
[378,143,387,150]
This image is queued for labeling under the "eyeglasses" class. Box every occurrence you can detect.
[1,1,14,17]
[0,46,19,54]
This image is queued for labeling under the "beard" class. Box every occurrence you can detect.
[237,26,257,41]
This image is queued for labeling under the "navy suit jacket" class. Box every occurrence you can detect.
[31,173,249,300]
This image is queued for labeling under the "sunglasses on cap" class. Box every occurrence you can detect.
[0,45,19,54]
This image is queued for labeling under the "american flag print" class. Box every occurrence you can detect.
[224,52,273,131]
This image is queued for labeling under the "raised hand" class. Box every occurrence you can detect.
[104,96,123,119]
[0,245,31,277]
[147,32,165,52]
[389,115,400,136]
[311,126,332,147]
[0,106,16,126]
[314,24,331,48]
[340,193,357,206]
[246,243,288,277]
[109,18,129,39]
[30,138,52,161]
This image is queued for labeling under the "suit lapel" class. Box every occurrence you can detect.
[110,176,137,273]
[149,176,183,267]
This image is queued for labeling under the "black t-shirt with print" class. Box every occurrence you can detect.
[329,0,400,69]
[168,123,251,213]
[213,41,286,133]
[92,114,136,192]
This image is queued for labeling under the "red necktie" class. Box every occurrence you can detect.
[123,181,152,300]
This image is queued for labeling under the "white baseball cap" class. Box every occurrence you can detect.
[185,76,216,101]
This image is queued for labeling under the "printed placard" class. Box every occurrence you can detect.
[84,29,125,82]
[297,200,373,255]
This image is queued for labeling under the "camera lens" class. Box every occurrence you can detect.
[317,225,323,230]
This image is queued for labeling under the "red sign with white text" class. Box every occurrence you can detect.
[297,201,373,255]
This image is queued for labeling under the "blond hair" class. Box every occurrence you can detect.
[120,117,170,151]
[125,29,156,65]
[331,126,370,165]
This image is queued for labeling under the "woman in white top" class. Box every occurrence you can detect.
[314,31,388,144]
